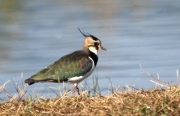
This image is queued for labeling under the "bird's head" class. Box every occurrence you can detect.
[78,28,106,54]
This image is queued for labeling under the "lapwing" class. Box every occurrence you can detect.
[25,28,106,94]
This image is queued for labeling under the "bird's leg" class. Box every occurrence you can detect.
[72,84,80,95]
[75,85,80,95]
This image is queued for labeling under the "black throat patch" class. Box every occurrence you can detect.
[89,51,98,66]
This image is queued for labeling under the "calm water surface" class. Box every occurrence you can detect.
[0,0,180,99]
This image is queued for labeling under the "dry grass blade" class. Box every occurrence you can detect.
[9,89,26,102]
[0,80,10,93]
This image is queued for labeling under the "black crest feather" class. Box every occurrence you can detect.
[78,27,99,41]
[78,27,88,37]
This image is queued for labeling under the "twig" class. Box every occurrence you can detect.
[106,76,114,93]
[150,80,166,87]
[142,72,167,84]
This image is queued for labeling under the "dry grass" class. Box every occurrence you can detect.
[0,87,180,115]
[0,72,180,115]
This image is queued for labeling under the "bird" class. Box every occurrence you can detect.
[24,28,106,95]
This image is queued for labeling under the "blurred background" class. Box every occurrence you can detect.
[0,0,180,98]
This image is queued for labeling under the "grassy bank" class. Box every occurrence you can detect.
[0,86,180,115]
[0,72,180,115]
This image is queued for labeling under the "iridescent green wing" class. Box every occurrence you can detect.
[30,50,92,82]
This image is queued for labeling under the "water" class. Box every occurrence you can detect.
[0,0,180,99]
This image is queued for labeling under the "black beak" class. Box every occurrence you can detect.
[101,45,106,51]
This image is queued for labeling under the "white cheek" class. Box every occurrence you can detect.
[89,47,98,55]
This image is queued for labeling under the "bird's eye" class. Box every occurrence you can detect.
[94,42,99,46]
